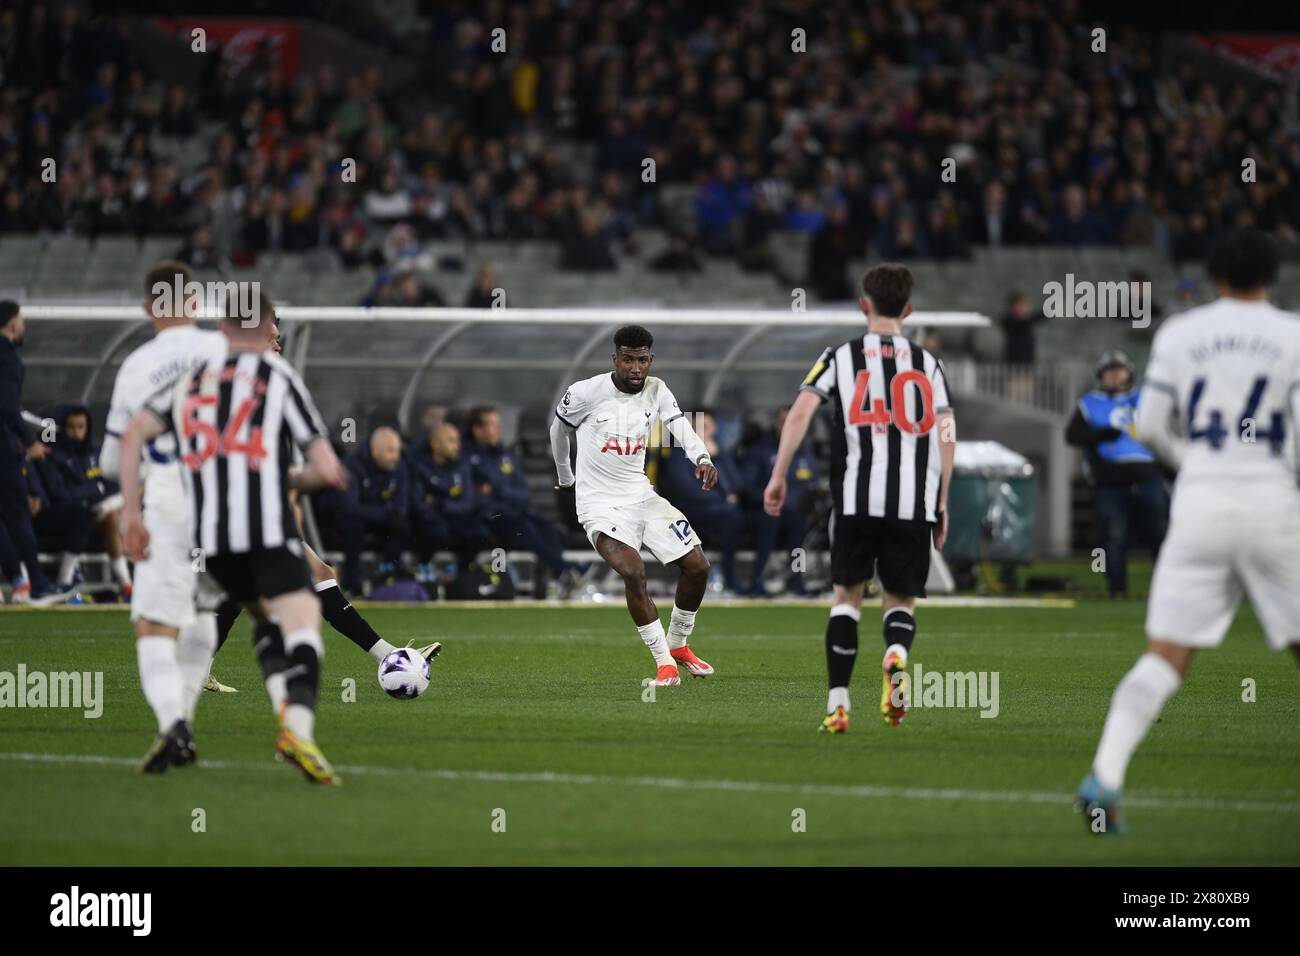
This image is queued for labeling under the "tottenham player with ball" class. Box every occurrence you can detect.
[550,325,717,686]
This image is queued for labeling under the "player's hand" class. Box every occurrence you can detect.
[123,511,150,561]
[25,441,48,461]
[323,456,349,491]
[764,477,786,516]
[933,509,949,551]
[696,459,718,491]
[27,495,41,516]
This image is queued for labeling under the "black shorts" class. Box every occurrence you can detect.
[830,513,932,596]
[205,544,313,604]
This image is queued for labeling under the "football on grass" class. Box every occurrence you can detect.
[377,648,431,699]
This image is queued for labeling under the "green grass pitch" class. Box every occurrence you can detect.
[1,600,1296,866]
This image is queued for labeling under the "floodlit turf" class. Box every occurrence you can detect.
[0,598,1296,866]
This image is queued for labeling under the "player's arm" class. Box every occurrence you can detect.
[662,413,716,491]
[280,365,349,492]
[119,404,168,561]
[549,414,576,488]
[764,390,820,515]
[934,410,956,549]
[1133,327,1184,469]
[1134,385,1183,469]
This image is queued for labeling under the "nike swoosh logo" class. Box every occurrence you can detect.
[830,645,858,655]
[282,664,309,681]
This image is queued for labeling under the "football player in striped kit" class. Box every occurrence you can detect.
[765,264,955,732]
[119,299,350,783]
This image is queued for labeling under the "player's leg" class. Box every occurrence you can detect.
[264,582,336,784]
[665,544,714,676]
[874,518,932,726]
[1079,508,1238,834]
[821,580,865,733]
[819,513,873,732]
[131,507,202,771]
[593,531,678,684]
[304,540,419,662]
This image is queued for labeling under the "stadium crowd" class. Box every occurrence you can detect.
[1,1,1297,303]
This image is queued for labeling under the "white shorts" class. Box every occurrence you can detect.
[1147,488,1300,651]
[130,496,197,629]
[579,494,700,565]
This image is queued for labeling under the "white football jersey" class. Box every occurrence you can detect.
[1141,298,1300,491]
[105,324,227,508]
[556,372,687,513]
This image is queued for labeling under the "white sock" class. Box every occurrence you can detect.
[636,619,674,667]
[284,703,314,740]
[1093,652,1182,789]
[369,639,397,661]
[667,605,697,650]
[111,556,132,586]
[58,553,79,586]
[176,614,218,722]
[136,636,185,732]
[265,673,288,714]
[828,686,850,713]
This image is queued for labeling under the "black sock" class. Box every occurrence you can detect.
[883,607,917,654]
[251,619,288,683]
[316,582,383,654]
[825,609,859,690]
[215,597,242,653]
[284,641,321,712]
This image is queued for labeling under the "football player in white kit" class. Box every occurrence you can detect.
[1078,228,1300,834]
[550,325,718,685]
[100,262,228,771]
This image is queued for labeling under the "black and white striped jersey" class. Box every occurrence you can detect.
[146,349,329,556]
[801,332,952,521]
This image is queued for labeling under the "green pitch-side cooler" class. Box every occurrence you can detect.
[944,442,1036,565]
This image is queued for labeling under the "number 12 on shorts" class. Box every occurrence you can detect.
[670,518,693,543]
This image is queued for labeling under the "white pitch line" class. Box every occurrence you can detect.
[0,752,1293,816]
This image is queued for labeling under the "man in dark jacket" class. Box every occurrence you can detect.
[410,422,490,573]
[325,427,413,594]
[37,404,131,594]
[1065,350,1169,597]
[464,406,581,593]
[742,407,819,595]
[0,301,64,603]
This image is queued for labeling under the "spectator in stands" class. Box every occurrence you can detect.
[657,409,746,594]
[742,407,818,596]
[463,405,583,594]
[410,422,491,576]
[559,210,617,271]
[465,266,501,307]
[695,155,752,255]
[37,404,130,596]
[0,302,60,603]
[326,427,414,594]
[173,224,219,270]
[1002,292,1046,405]
[808,203,853,300]
[650,231,703,273]
[1065,351,1169,598]
[1001,292,1046,365]
[1049,184,1107,247]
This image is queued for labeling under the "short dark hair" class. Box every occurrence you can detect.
[466,405,497,433]
[144,260,192,297]
[614,325,654,350]
[1206,228,1279,292]
[861,263,913,318]
[0,300,18,328]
